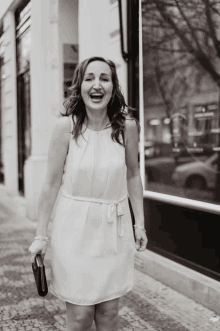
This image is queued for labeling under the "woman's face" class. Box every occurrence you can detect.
[81,61,113,114]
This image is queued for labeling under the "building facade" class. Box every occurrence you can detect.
[0,0,220,285]
[0,0,128,220]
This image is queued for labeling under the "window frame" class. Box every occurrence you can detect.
[137,0,220,215]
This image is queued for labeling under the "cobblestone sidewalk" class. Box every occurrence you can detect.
[0,194,220,331]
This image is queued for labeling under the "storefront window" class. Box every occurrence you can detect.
[15,1,31,194]
[141,1,220,204]
[63,44,78,98]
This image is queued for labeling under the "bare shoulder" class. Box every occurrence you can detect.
[45,116,71,187]
[124,115,139,144]
[124,115,137,128]
[124,115,139,176]
[48,115,71,154]
[51,116,71,143]
[52,116,71,139]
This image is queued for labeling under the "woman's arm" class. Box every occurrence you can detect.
[127,175,144,228]
[125,118,144,227]
[36,116,70,237]
[125,117,147,251]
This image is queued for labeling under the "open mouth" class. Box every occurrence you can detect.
[90,93,104,102]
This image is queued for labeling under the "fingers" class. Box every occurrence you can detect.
[31,254,37,263]
[28,241,47,263]
[30,253,45,263]
[135,239,141,251]
[139,238,148,251]
[135,235,148,252]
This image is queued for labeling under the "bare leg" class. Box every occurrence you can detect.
[94,297,119,331]
[65,301,95,331]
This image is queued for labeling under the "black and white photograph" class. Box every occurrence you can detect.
[0,0,220,330]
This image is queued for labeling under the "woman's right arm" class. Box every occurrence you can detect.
[29,116,70,262]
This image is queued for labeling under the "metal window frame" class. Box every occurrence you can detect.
[120,0,220,215]
[143,190,220,215]
[138,0,145,190]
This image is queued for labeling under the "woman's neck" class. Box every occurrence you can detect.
[86,112,110,130]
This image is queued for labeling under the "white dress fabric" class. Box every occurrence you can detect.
[49,114,136,305]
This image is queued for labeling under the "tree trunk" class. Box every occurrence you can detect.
[169,119,178,167]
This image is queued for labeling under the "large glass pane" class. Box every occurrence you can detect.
[142,0,220,205]
[16,0,31,75]
[16,1,31,195]
[16,28,31,75]
[15,1,31,27]
[63,44,78,99]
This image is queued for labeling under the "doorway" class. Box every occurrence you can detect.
[15,1,31,194]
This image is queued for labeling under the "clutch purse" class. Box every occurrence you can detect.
[128,197,136,240]
[32,254,48,297]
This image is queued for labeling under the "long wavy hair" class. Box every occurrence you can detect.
[61,56,140,147]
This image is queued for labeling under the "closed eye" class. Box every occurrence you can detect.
[85,78,109,81]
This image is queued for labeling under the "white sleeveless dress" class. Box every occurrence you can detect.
[49,115,136,305]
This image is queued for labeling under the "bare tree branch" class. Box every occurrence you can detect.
[153,0,220,85]
[202,0,220,57]
[175,0,204,53]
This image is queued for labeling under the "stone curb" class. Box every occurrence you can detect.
[135,249,220,316]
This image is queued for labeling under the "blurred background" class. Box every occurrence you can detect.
[1,0,220,281]
[0,0,128,220]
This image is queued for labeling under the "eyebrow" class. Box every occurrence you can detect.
[85,73,110,77]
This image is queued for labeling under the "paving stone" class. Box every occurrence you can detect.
[1,200,220,331]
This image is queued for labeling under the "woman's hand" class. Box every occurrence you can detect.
[28,240,48,263]
[134,227,148,252]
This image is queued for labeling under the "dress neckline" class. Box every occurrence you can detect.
[83,123,112,133]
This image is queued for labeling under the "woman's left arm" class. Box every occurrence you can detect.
[125,118,148,251]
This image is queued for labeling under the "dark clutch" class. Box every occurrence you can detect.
[128,197,136,240]
[32,254,48,297]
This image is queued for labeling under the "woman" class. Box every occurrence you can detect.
[29,56,148,331]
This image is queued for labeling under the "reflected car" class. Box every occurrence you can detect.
[145,156,176,184]
[145,148,217,185]
[172,153,218,190]
[138,141,172,160]
[173,145,214,166]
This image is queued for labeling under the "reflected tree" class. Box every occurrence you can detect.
[153,45,197,148]
[143,0,220,200]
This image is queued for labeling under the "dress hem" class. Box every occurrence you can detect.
[48,284,134,306]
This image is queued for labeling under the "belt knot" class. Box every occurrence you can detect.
[108,199,125,251]
[108,200,124,224]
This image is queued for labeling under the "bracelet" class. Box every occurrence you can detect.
[34,236,49,242]
[133,225,146,233]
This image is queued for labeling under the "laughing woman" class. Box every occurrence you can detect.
[29,56,148,331]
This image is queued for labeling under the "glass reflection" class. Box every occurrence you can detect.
[142,0,220,204]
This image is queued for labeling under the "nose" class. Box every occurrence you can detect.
[93,78,102,89]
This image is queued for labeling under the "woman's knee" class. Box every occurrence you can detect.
[66,302,95,330]
[94,298,119,324]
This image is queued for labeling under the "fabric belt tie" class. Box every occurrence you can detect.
[62,190,128,253]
